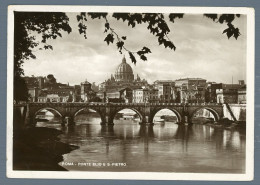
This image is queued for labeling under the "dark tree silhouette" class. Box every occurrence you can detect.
[13,12,72,101]
[46,74,57,84]
[13,12,241,101]
[13,76,28,102]
[14,12,72,77]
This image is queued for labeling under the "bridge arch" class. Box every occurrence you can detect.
[150,108,182,123]
[34,107,63,118]
[190,107,220,121]
[33,107,64,126]
[110,107,144,123]
[73,108,105,123]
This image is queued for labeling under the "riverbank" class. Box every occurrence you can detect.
[13,127,79,171]
[212,118,246,131]
[192,117,246,131]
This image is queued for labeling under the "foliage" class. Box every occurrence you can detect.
[91,82,99,92]
[204,14,241,39]
[14,12,72,101]
[76,13,241,64]
[13,76,29,102]
[46,74,57,84]
[14,12,71,77]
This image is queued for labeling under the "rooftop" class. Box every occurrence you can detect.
[222,84,243,89]
[175,78,206,81]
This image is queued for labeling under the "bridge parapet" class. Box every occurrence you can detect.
[28,102,222,106]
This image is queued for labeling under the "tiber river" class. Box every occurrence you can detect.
[36,109,245,173]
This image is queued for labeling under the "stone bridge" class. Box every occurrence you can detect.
[25,102,224,126]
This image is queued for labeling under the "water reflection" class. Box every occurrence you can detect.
[139,125,154,138]
[37,114,245,173]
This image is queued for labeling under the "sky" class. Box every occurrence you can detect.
[22,13,247,86]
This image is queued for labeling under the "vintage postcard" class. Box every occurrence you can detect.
[7,6,254,180]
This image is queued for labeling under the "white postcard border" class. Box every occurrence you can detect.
[6,5,255,181]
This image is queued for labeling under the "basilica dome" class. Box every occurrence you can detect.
[115,56,134,82]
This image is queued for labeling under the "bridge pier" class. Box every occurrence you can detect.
[180,115,193,125]
[187,117,193,124]
[61,116,66,126]
[99,113,108,126]
[181,115,187,124]
[107,122,114,126]
[100,121,114,126]
[107,117,114,126]
[26,116,36,127]
[100,122,114,126]
[139,115,154,126]
[100,119,114,126]
[68,116,75,126]
[62,116,75,126]
[139,122,154,126]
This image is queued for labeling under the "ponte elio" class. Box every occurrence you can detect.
[25,102,224,126]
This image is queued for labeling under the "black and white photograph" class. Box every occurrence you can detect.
[7,6,254,180]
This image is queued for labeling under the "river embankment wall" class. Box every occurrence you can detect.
[223,104,246,121]
[13,105,79,171]
[13,105,28,129]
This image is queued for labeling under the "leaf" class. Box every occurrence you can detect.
[77,13,87,22]
[78,22,87,38]
[80,12,86,17]
[128,21,136,28]
[226,30,233,39]
[122,36,127,40]
[140,55,147,61]
[233,28,240,39]
[137,50,145,56]
[104,22,110,33]
[112,13,130,22]
[168,41,176,50]
[218,14,235,24]
[225,14,235,23]
[204,14,218,22]
[222,28,229,34]
[136,14,143,24]
[169,13,184,23]
[76,15,82,21]
[105,22,110,30]
[218,14,226,24]
[222,23,240,39]
[163,40,176,50]
[104,33,114,45]
[88,13,108,19]
[142,46,151,53]
[43,45,53,50]
[129,52,137,64]
[116,41,124,50]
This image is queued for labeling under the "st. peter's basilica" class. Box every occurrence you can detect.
[98,56,149,91]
